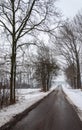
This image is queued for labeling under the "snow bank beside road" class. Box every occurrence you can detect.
[63,86,82,121]
[0,87,56,127]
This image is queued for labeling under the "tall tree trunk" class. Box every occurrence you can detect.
[76,57,81,89]
[10,45,15,103]
[73,38,81,89]
[10,41,16,104]
[14,44,16,103]
[10,0,16,104]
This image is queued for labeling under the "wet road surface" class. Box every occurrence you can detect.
[11,87,82,130]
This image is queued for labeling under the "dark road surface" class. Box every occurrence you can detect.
[11,87,82,130]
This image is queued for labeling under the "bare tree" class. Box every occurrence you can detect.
[74,12,82,85]
[0,0,59,103]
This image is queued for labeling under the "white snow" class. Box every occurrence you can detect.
[0,87,56,127]
[63,86,82,121]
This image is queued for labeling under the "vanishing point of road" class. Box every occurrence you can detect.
[11,87,82,130]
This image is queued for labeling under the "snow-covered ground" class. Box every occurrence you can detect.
[63,86,82,121]
[0,87,56,127]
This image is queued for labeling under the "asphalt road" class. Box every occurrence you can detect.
[11,87,82,130]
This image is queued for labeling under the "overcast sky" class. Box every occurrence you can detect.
[57,0,82,18]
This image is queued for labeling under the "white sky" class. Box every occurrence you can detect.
[56,0,82,18]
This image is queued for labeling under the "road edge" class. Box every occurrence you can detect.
[0,90,55,130]
[62,88,82,123]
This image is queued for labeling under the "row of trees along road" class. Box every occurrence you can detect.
[56,12,82,89]
[0,0,60,104]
